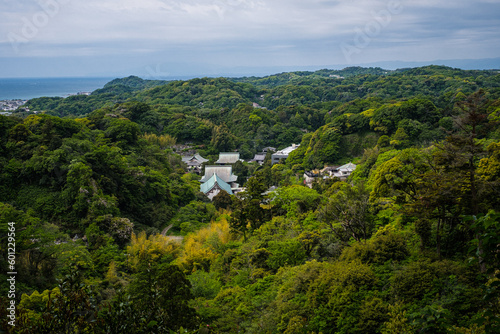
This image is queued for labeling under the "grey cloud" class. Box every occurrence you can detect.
[1,0,499,77]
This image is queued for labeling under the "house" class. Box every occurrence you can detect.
[216,152,240,164]
[200,165,239,200]
[303,170,321,188]
[252,147,276,165]
[303,163,357,187]
[182,154,209,174]
[200,174,233,200]
[263,147,276,153]
[321,166,340,175]
[200,166,238,187]
[271,144,300,165]
[327,162,357,180]
[251,153,266,165]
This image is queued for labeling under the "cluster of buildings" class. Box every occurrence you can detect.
[182,154,208,174]
[182,152,242,200]
[250,144,302,166]
[250,147,276,165]
[183,144,356,200]
[271,144,299,165]
[0,99,27,112]
[200,165,240,200]
[303,162,357,187]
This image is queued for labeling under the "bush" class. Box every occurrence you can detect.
[392,260,436,302]
[266,240,306,270]
[188,270,222,299]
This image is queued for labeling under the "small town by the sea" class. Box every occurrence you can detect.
[0,99,27,113]
[0,91,91,114]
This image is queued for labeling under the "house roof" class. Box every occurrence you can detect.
[182,154,208,164]
[273,144,299,156]
[216,152,240,164]
[200,166,238,183]
[321,166,340,173]
[253,153,266,161]
[337,162,356,171]
[304,170,321,177]
[263,147,276,152]
[200,174,233,195]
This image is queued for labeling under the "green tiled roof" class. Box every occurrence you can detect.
[200,173,233,195]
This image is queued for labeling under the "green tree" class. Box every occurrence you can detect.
[271,185,321,219]
[104,118,141,146]
[229,177,270,240]
[213,190,232,210]
[319,182,373,243]
[211,124,236,151]
[126,262,198,332]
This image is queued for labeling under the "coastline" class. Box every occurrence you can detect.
[0,77,113,101]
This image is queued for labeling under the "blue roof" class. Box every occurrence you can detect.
[200,173,233,195]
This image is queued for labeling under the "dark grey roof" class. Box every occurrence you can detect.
[182,154,208,164]
[253,154,266,161]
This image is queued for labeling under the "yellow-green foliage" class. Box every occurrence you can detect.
[104,260,127,287]
[392,260,437,302]
[283,316,308,334]
[175,216,231,273]
[308,259,376,332]
[341,229,409,264]
[361,108,375,117]
[380,302,412,334]
[23,114,43,130]
[141,132,176,149]
[126,231,180,268]
[449,324,486,334]
[211,285,252,332]
[357,297,389,333]
[57,243,94,275]
[274,260,376,333]
[19,287,61,323]
[478,142,500,181]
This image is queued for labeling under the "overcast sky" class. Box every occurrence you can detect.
[1,0,499,78]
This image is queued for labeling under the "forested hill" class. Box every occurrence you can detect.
[25,65,500,117]
[22,66,500,160]
[1,66,500,333]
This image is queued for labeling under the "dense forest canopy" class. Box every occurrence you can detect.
[1,65,500,333]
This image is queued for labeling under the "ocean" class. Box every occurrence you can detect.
[0,77,114,100]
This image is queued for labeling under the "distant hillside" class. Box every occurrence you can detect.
[101,75,168,90]
[230,67,392,87]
